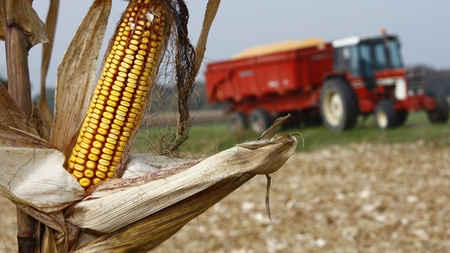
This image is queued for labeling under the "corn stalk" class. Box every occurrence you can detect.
[0,0,298,252]
[1,0,48,251]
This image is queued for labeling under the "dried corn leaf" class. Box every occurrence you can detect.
[16,203,69,252]
[0,147,85,212]
[0,84,52,147]
[30,101,51,140]
[66,133,298,233]
[0,0,48,47]
[16,203,66,234]
[51,0,111,155]
[72,173,254,252]
[40,0,60,128]
[194,0,221,72]
[0,124,52,148]
[0,80,38,135]
[121,154,200,179]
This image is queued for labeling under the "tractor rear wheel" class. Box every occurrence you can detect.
[320,78,358,131]
[427,94,449,123]
[228,112,249,132]
[250,108,273,133]
[375,100,398,130]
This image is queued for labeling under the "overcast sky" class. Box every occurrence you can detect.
[1,0,450,97]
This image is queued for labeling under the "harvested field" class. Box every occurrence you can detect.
[1,141,450,252]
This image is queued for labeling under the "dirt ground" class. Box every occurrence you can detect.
[1,141,450,252]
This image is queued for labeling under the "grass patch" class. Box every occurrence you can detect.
[134,111,450,154]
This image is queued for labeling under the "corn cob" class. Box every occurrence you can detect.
[67,0,168,190]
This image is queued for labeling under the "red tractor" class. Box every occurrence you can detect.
[205,33,448,132]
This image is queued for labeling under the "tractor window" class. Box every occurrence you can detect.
[373,40,404,69]
[350,46,359,76]
[334,46,359,77]
[359,44,371,62]
[388,40,403,68]
[374,44,387,69]
[333,47,351,72]
[359,44,375,78]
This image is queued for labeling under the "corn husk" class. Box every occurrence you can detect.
[50,0,111,157]
[0,81,38,135]
[0,148,85,212]
[72,173,255,252]
[30,101,51,140]
[66,133,297,233]
[0,82,52,148]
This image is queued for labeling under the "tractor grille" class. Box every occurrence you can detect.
[406,69,424,95]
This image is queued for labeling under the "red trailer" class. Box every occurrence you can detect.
[205,34,448,132]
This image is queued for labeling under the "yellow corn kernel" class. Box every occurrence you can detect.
[93,178,102,185]
[67,0,168,190]
[79,178,91,188]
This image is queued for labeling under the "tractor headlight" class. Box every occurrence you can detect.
[395,78,407,100]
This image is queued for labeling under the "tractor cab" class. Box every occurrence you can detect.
[332,34,404,90]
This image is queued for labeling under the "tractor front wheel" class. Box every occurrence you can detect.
[375,100,398,130]
[396,110,409,126]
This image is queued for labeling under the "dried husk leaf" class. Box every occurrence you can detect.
[0,0,48,47]
[41,225,59,253]
[0,147,85,212]
[16,204,66,235]
[66,133,298,233]
[51,0,111,156]
[121,154,199,179]
[0,78,38,135]
[194,0,221,73]
[0,84,52,147]
[16,204,69,252]
[0,124,52,148]
[72,173,254,252]
[40,0,60,128]
[30,101,51,140]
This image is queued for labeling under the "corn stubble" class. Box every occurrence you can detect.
[67,0,168,189]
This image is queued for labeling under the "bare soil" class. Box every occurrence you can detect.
[2,141,450,252]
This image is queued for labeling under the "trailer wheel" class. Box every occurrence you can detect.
[320,78,358,131]
[427,94,449,123]
[375,100,398,130]
[250,109,273,133]
[228,112,249,132]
